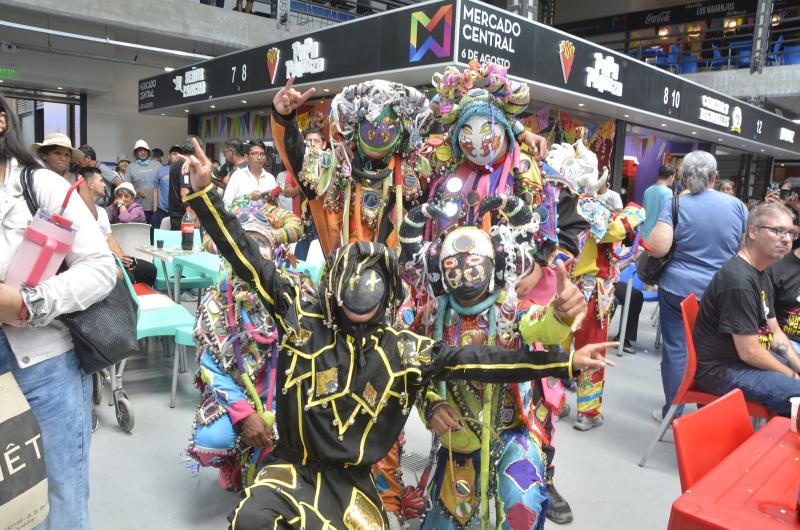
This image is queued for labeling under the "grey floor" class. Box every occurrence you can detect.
[89,301,680,529]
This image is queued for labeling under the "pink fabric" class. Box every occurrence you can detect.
[522,267,557,305]
[107,202,146,223]
[228,400,256,426]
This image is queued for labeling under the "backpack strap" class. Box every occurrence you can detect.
[20,166,39,215]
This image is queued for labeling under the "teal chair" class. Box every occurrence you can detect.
[152,229,214,296]
[290,259,323,284]
[118,260,197,411]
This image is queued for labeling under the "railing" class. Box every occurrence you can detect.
[253,0,419,23]
[591,14,800,74]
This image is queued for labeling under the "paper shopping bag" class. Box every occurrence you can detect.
[0,372,48,530]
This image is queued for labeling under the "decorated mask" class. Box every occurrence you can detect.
[457,114,508,167]
[341,266,387,316]
[440,227,495,302]
[358,110,402,159]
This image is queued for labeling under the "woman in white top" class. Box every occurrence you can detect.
[0,95,115,529]
[222,140,278,207]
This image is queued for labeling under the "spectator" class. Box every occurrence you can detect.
[646,151,747,422]
[31,133,83,181]
[769,237,800,352]
[78,167,156,286]
[107,182,146,224]
[213,138,248,189]
[153,145,180,229]
[235,0,254,13]
[151,147,164,166]
[596,179,623,212]
[641,165,674,238]
[718,178,736,196]
[294,127,324,260]
[168,136,199,230]
[275,168,296,213]
[114,154,130,183]
[78,145,121,207]
[695,203,800,416]
[0,93,115,529]
[611,260,644,353]
[222,140,278,207]
[125,139,160,224]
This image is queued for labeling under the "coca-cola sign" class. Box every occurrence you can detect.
[645,11,672,25]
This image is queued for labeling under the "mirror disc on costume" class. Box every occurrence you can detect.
[455,480,472,497]
[435,144,453,162]
[362,191,381,209]
[453,233,476,253]
[519,158,531,173]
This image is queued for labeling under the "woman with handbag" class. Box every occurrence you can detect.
[645,151,747,423]
[0,95,116,529]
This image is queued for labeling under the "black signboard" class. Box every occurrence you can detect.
[138,0,456,111]
[557,0,791,38]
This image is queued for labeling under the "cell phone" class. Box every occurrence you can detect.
[768,183,781,193]
[780,187,793,199]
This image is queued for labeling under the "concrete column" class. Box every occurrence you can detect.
[751,0,774,73]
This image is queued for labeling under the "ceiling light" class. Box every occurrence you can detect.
[184,109,190,113]
[164,67,174,72]
[578,103,585,107]
[57,86,63,90]
[718,138,723,142]
[210,105,216,109]
[761,149,765,152]
[0,80,4,84]
[241,100,247,104]
[623,114,629,118]
[323,88,330,93]
[691,131,697,135]
[660,123,667,127]
[781,163,785,167]
[160,113,165,116]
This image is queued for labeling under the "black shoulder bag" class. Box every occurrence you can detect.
[20,167,140,374]
[636,194,680,285]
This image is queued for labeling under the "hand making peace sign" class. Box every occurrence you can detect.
[273,76,316,116]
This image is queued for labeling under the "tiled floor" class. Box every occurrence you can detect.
[89,301,680,529]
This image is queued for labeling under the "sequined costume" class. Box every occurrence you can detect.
[399,195,573,530]
[189,197,305,491]
[184,185,576,530]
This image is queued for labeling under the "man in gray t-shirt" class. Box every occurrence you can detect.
[125,139,162,224]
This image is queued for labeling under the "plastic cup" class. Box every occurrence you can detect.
[790,397,800,441]
[156,240,164,249]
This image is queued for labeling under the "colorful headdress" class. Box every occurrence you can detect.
[430,61,530,157]
[330,80,432,153]
[544,140,608,197]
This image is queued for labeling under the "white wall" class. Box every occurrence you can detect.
[85,65,187,164]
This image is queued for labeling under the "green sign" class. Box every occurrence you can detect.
[0,67,17,79]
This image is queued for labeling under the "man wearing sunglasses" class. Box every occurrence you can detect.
[694,202,800,416]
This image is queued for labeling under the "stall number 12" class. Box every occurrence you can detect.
[231,64,248,83]
[664,87,680,109]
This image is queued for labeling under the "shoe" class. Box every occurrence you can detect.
[573,413,604,431]
[546,478,574,524]
[652,408,664,424]
[623,343,635,354]
[558,403,571,419]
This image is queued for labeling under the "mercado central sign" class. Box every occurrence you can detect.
[138,0,800,158]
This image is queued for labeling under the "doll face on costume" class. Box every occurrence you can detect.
[458,115,508,167]
[441,254,493,302]
[358,112,401,160]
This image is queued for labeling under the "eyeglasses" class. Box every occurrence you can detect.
[757,225,800,240]
[249,152,266,158]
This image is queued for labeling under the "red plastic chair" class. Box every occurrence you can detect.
[639,294,770,467]
[672,389,754,492]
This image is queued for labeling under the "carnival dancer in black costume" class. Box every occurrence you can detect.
[178,139,614,530]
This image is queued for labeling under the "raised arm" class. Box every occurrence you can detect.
[180,139,295,314]
[271,76,317,199]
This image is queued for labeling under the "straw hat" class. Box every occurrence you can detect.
[31,133,84,163]
[115,182,137,196]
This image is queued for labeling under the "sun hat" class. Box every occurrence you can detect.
[116,153,130,164]
[31,133,84,163]
[115,182,137,196]
[132,139,151,154]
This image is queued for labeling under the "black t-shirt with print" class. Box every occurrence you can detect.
[768,250,800,343]
[695,255,775,386]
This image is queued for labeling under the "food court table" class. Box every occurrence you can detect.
[136,245,221,301]
[669,417,800,530]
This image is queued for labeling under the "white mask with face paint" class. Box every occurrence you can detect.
[458,115,508,167]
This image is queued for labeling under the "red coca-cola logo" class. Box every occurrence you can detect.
[645,11,671,25]
[181,223,194,234]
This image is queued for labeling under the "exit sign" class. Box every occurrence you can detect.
[0,67,17,79]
